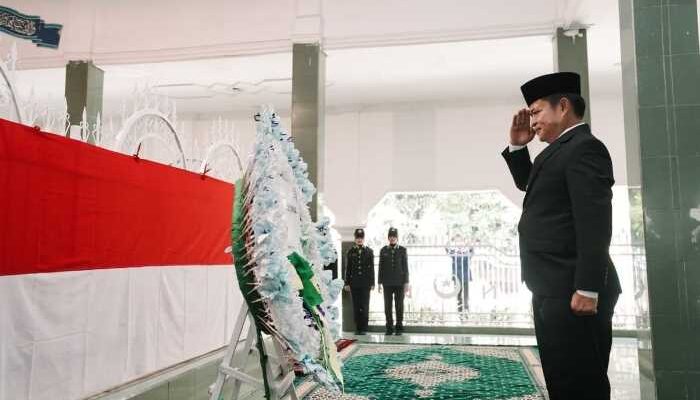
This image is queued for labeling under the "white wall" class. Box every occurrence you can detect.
[177,94,627,231]
[323,97,628,230]
[324,103,523,228]
[590,96,628,185]
[178,103,530,229]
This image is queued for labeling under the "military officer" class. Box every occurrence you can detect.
[344,228,375,335]
[378,227,409,335]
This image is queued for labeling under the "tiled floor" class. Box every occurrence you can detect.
[99,333,640,400]
[608,339,642,400]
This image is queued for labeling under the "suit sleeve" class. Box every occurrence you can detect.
[501,146,533,191]
[370,249,375,286]
[566,139,615,292]
[402,247,409,284]
[378,248,384,285]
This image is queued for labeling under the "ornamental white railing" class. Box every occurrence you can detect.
[366,242,644,330]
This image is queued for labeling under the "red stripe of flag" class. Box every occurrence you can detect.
[0,118,235,276]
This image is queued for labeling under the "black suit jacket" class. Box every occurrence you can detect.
[345,245,375,287]
[502,124,622,298]
[378,245,409,286]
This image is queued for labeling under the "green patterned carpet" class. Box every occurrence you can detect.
[302,344,544,400]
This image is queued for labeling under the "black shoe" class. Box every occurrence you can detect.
[394,331,403,336]
[357,331,367,335]
[354,331,361,335]
[385,330,394,335]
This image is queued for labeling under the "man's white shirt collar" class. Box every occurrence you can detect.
[557,122,586,140]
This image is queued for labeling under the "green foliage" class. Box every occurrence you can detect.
[367,191,520,253]
[231,177,273,334]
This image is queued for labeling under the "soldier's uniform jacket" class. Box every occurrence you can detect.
[378,245,409,286]
[345,245,375,288]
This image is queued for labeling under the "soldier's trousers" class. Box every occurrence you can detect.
[350,286,370,332]
[383,285,405,331]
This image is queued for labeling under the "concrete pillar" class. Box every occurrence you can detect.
[291,0,325,221]
[553,27,592,125]
[65,60,103,143]
[292,43,325,221]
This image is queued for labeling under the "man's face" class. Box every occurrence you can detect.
[529,98,565,144]
[355,237,364,246]
[388,236,398,245]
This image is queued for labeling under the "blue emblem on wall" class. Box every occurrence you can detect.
[0,6,62,49]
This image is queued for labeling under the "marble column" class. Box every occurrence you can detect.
[619,0,700,397]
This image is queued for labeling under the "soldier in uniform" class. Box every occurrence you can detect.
[343,228,374,335]
[378,227,409,335]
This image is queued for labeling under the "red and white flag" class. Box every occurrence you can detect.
[0,119,242,399]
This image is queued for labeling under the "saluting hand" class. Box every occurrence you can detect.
[510,108,535,146]
[570,292,598,316]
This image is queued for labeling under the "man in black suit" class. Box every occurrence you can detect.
[502,72,622,400]
[344,228,374,335]
[378,227,409,335]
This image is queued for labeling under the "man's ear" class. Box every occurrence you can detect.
[559,97,571,115]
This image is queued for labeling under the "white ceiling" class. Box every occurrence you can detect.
[326,36,555,110]
[5,0,623,116]
[10,34,621,117]
[11,37,550,115]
